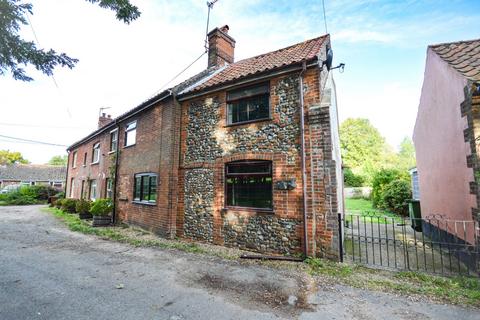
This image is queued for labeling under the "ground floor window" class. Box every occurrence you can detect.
[70,178,75,197]
[225,160,272,209]
[89,180,97,201]
[105,178,113,199]
[133,173,157,203]
[80,180,85,199]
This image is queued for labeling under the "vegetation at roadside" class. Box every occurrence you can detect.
[47,155,68,166]
[305,258,480,307]
[345,198,402,223]
[0,185,59,205]
[0,149,29,165]
[42,207,207,254]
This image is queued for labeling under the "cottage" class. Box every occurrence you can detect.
[413,39,480,245]
[66,26,343,258]
[0,164,66,190]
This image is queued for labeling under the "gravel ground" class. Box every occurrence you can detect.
[0,205,478,320]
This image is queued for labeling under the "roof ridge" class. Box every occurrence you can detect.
[429,38,480,49]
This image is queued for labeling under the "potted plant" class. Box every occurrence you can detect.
[90,199,113,227]
[61,198,77,213]
[76,199,92,220]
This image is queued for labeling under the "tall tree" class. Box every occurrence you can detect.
[0,150,29,165]
[0,0,141,81]
[395,136,416,171]
[47,155,67,166]
[340,118,390,183]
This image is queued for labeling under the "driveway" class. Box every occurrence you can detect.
[0,205,477,320]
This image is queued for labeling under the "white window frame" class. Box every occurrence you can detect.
[92,142,100,164]
[89,180,97,201]
[110,129,118,152]
[124,121,137,147]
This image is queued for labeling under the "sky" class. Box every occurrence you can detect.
[1,0,479,164]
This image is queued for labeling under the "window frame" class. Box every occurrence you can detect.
[105,178,113,199]
[124,120,137,147]
[83,152,87,166]
[72,151,77,168]
[110,129,118,153]
[224,160,273,211]
[70,178,75,198]
[226,82,271,126]
[133,173,157,205]
[91,142,100,164]
[89,180,97,201]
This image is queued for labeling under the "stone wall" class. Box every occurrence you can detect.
[183,168,214,242]
[222,212,301,254]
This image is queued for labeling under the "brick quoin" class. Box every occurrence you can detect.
[65,28,343,259]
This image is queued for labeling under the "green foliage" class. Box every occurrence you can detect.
[90,198,113,216]
[340,118,391,184]
[381,180,412,216]
[55,191,65,199]
[1,0,140,81]
[344,167,365,187]
[0,149,29,165]
[61,198,78,213]
[392,137,416,172]
[55,198,64,208]
[2,191,36,205]
[48,155,68,166]
[0,185,56,205]
[371,168,408,208]
[75,199,91,214]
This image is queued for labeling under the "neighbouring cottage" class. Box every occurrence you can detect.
[413,39,480,249]
[66,26,343,258]
[0,164,66,190]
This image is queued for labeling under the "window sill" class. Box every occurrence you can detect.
[222,207,274,215]
[108,150,116,155]
[225,117,272,127]
[82,165,86,167]
[123,144,136,149]
[91,162,99,165]
[132,200,156,206]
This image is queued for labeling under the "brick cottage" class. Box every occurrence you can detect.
[66,26,344,258]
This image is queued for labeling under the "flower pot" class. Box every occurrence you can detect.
[79,213,93,220]
[92,215,111,227]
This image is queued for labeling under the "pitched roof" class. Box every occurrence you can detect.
[0,164,66,182]
[185,35,329,94]
[430,39,480,81]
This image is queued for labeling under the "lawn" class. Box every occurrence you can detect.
[345,198,403,223]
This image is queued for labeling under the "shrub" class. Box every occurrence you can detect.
[30,185,57,200]
[75,199,91,214]
[55,198,64,208]
[55,191,65,199]
[61,198,78,213]
[90,199,113,216]
[381,179,412,216]
[371,168,409,208]
[344,168,365,187]
[4,192,37,205]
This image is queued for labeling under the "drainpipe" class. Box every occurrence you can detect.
[299,61,309,258]
[111,120,120,224]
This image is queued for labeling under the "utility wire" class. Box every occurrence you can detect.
[0,134,68,147]
[322,0,328,34]
[25,13,72,118]
[157,51,207,92]
[0,122,88,130]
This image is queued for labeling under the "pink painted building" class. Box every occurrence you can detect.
[413,39,480,245]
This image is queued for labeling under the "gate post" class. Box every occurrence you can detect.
[338,213,344,262]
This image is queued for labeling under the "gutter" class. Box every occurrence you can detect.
[299,61,309,258]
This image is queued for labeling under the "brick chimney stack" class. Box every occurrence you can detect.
[207,25,235,68]
[98,113,112,128]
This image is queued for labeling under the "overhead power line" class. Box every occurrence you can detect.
[0,122,88,130]
[0,134,68,147]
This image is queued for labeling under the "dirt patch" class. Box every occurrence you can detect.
[195,273,316,317]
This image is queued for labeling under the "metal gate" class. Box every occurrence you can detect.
[339,213,480,277]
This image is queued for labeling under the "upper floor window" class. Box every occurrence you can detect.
[125,121,137,147]
[92,142,100,164]
[133,173,157,204]
[110,129,118,152]
[83,152,87,166]
[227,82,270,125]
[72,151,77,168]
[225,160,272,210]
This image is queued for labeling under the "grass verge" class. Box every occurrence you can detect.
[305,257,480,307]
[42,207,208,254]
[345,198,402,223]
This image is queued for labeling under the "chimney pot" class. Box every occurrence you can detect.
[98,111,113,129]
[207,25,235,69]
